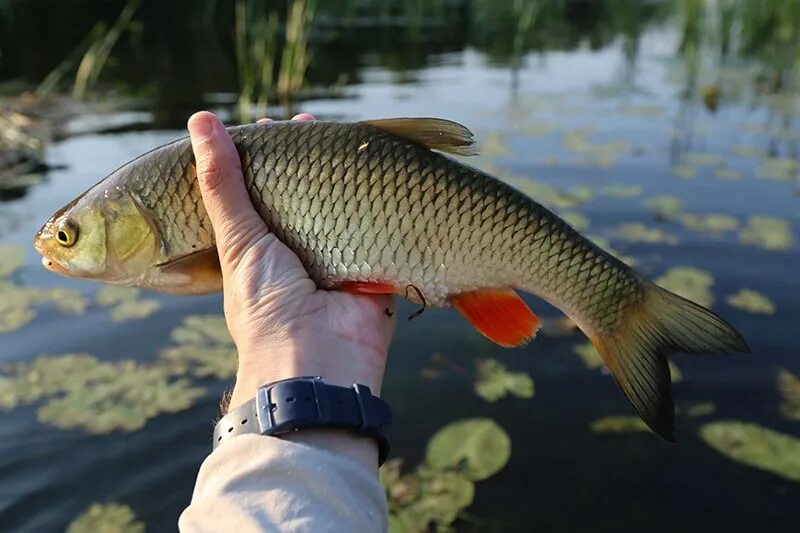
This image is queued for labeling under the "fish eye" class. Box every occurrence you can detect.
[56,219,79,247]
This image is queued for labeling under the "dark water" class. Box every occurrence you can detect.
[1,1,800,532]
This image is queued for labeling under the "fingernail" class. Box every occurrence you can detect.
[188,113,215,140]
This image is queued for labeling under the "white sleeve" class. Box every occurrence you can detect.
[179,435,388,533]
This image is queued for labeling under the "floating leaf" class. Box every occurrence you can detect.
[671,165,696,178]
[726,289,775,315]
[158,315,236,378]
[655,267,714,308]
[426,418,511,481]
[669,361,682,383]
[686,402,716,417]
[644,195,683,217]
[95,286,140,307]
[562,211,590,232]
[613,223,679,245]
[474,359,534,402]
[715,167,741,180]
[731,144,767,158]
[777,369,800,422]
[389,470,474,532]
[37,363,204,434]
[738,216,792,251]
[679,213,739,233]
[600,184,642,199]
[699,421,800,483]
[684,152,723,166]
[46,288,89,314]
[0,281,87,332]
[591,416,649,433]
[66,502,144,533]
[0,244,25,278]
[756,158,798,181]
[109,299,160,322]
[573,342,603,369]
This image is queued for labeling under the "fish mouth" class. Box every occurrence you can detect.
[39,255,74,276]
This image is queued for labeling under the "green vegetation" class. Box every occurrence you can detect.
[726,289,776,315]
[700,421,800,483]
[777,369,800,422]
[738,216,793,251]
[591,415,649,433]
[382,418,510,531]
[67,502,144,533]
[655,266,715,308]
[473,358,534,403]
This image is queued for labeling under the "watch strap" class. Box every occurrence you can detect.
[213,377,392,465]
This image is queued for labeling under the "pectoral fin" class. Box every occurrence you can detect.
[450,288,540,347]
[362,118,478,156]
[156,247,222,294]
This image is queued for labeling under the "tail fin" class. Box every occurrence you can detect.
[590,282,749,442]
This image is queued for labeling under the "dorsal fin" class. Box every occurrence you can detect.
[361,117,478,156]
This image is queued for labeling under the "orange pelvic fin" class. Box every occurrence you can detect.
[338,281,400,295]
[450,288,540,347]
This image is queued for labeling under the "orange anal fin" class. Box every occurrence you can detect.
[338,281,400,295]
[450,288,540,348]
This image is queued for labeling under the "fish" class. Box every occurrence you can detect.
[34,117,749,439]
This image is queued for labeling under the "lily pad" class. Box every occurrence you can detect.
[644,195,683,217]
[679,214,739,233]
[715,167,741,180]
[591,416,649,433]
[573,342,603,369]
[671,165,696,178]
[474,359,534,402]
[731,144,767,159]
[562,211,590,232]
[777,369,800,422]
[738,216,793,251]
[95,286,140,307]
[37,362,204,434]
[613,223,679,245]
[699,421,800,483]
[655,267,714,308]
[0,281,87,332]
[66,502,144,533]
[756,158,798,181]
[109,299,161,322]
[426,418,511,481]
[158,315,236,378]
[726,289,775,315]
[0,244,25,278]
[686,402,716,417]
[169,315,232,346]
[600,184,642,199]
[389,471,474,532]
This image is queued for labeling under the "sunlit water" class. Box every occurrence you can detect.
[1,28,799,532]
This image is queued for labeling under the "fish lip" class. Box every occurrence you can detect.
[39,255,73,276]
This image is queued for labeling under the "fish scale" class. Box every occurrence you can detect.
[36,117,749,441]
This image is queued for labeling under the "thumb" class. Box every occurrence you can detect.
[187,111,266,266]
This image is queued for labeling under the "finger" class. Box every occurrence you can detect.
[187,111,265,263]
[292,113,315,121]
[257,117,272,124]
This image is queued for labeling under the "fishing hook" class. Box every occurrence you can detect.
[405,284,427,321]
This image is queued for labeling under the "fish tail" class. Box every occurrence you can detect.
[588,281,749,442]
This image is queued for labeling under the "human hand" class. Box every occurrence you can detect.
[187,111,396,470]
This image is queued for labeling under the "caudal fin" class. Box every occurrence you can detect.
[590,282,749,442]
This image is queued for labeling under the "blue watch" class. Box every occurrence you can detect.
[213,376,392,465]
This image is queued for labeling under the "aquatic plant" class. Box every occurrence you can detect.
[738,216,793,251]
[0,353,204,433]
[655,266,715,308]
[158,315,236,379]
[382,418,511,531]
[591,416,649,433]
[612,223,679,245]
[644,195,684,218]
[726,289,775,315]
[678,213,739,233]
[0,243,24,277]
[0,281,87,332]
[66,502,144,533]
[777,369,800,422]
[72,0,141,100]
[278,0,317,100]
[95,286,160,322]
[234,0,279,122]
[686,402,716,417]
[600,184,642,199]
[426,418,511,481]
[561,212,590,232]
[473,358,534,403]
[573,342,604,369]
[700,421,800,483]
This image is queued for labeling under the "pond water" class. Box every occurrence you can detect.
[1,3,799,532]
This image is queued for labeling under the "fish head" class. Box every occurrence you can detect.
[34,185,160,286]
